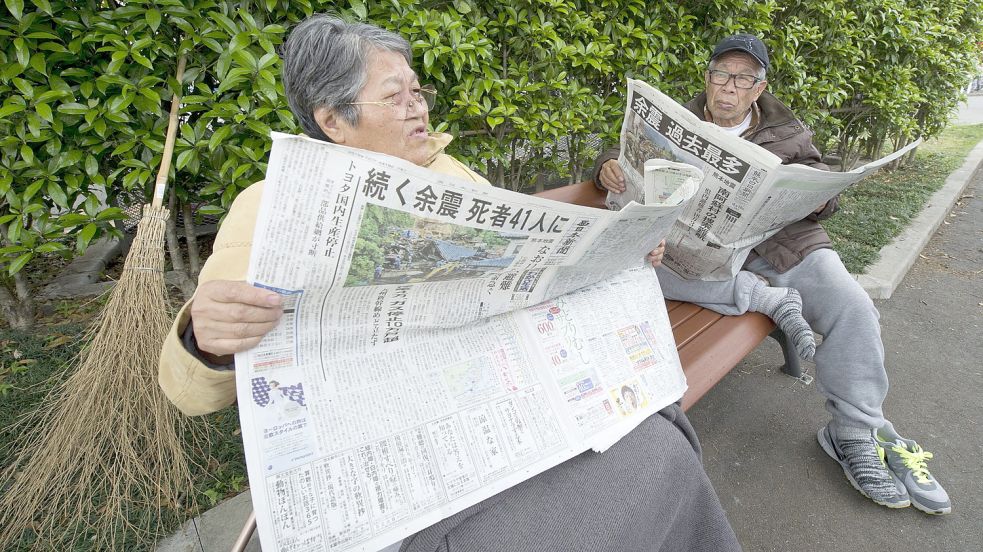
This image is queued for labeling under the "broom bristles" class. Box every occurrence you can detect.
[0,205,203,550]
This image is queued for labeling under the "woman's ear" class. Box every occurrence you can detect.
[314,107,347,144]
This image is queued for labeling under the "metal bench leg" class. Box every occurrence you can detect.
[231,511,257,552]
[769,328,808,381]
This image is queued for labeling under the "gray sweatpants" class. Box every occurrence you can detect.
[657,248,888,430]
[401,404,740,552]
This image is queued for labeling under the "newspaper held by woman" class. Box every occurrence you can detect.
[235,134,697,552]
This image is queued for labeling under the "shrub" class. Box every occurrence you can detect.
[2,0,982,327]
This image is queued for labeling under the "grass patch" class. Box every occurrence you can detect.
[824,123,983,273]
[0,317,247,550]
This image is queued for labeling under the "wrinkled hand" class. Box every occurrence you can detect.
[646,240,666,268]
[190,280,284,363]
[598,159,626,193]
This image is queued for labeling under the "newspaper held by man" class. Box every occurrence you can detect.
[235,133,696,552]
[606,158,703,212]
[612,79,921,281]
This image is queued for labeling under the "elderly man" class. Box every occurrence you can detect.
[594,34,950,515]
[159,15,740,551]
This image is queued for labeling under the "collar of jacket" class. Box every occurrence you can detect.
[702,101,760,134]
[423,132,455,167]
[686,91,805,144]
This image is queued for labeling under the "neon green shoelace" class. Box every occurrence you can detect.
[892,443,934,484]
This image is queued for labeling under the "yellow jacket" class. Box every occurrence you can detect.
[158,134,488,415]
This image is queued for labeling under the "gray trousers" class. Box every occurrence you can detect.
[657,248,888,430]
[402,404,740,552]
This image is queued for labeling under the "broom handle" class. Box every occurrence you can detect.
[151,54,187,209]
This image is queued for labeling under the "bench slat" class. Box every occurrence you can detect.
[671,308,724,348]
[668,301,703,315]
[677,312,774,410]
[667,302,706,324]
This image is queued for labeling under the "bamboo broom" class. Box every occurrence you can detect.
[0,55,198,550]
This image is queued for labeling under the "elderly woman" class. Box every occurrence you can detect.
[158,15,736,552]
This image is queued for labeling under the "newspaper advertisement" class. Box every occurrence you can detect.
[234,133,703,551]
[611,78,921,280]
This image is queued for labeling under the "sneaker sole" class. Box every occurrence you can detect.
[910,498,951,515]
[817,427,911,509]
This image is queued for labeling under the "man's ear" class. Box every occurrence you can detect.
[752,79,768,101]
[315,107,347,144]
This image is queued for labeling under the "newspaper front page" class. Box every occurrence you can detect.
[610,79,921,280]
[234,134,703,551]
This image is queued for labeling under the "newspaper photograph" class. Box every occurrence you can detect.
[612,79,921,280]
[235,133,696,551]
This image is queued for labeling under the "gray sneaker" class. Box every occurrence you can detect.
[818,424,910,508]
[876,426,952,515]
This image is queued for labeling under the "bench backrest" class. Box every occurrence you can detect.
[533,181,607,209]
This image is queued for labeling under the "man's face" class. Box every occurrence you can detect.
[704,52,767,128]
[318,50,432,166]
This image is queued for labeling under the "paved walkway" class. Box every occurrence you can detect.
[955,94,983,125]
[157,104,983,552]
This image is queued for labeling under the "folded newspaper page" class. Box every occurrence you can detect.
[612,79,921,280]
[234,133,697,551]
[606,159,703,212]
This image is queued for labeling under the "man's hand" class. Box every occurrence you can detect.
[190,280,284,363]
[598,159,627,193]
[813,200,828,214]
[646,240,667,268]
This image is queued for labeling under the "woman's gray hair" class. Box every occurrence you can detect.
[281,14,412,142]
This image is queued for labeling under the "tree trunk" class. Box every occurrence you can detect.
[165,189,196,300]
[569,133,583,184]
[0,274,35,329]
[887,136,910,170]
[0,221,35,328]
[508,138,518,191]
[182,202,201,277]
[835,133,851,172]
[902,142,919,167]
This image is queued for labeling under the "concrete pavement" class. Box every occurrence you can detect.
[955,94,983,125]
[157,110,983,552]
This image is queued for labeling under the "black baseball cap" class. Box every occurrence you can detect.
[711,34,770,70]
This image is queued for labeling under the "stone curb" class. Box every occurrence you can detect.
[41,223,218,300]
[155,492,259,552]
[41,236,131,299]
[855,137,983,299]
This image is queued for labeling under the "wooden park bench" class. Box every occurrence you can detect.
[535,180,805,410]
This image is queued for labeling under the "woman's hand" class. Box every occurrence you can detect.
[189,280,284,364]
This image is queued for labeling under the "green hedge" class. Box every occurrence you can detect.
[2,0,982,326]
